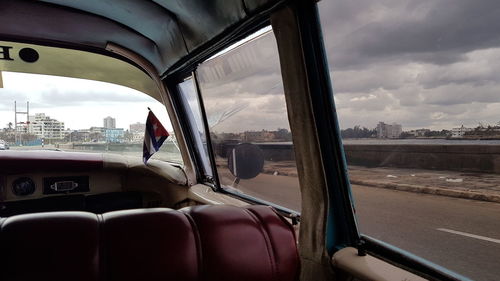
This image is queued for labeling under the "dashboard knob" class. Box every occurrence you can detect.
[12,177,36,196]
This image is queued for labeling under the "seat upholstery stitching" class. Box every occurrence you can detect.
[96,214,106,281]
[243,208,278,279]
[270,207,300,265]
[182,212,203,281]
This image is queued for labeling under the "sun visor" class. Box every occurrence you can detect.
[0,41,161,101]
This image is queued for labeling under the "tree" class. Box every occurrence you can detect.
[424,130,451,137]
[341,126,376,138]
[399,132,413,139]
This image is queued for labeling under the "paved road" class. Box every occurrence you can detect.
[232,173,500,281]
[354,185,500,281]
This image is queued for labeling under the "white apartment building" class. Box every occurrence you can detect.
[451,125,473,138]
[376,122,402,138]
[28,113,65,139]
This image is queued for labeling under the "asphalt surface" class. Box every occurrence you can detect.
[354,185,500,281]
[232,173,500,281]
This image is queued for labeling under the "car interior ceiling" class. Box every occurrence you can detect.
[0,0,285,76]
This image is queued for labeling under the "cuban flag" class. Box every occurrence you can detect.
[143,108,169,164]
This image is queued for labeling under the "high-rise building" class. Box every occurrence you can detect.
[28,113,65,139]
[103,116,116,129]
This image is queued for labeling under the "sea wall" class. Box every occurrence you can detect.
[344,144,500,173]
[216,142,295,162]
[218,142,500,173]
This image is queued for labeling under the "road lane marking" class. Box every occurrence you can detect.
[437,228,500,244]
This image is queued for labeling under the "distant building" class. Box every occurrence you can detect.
[67,129,90,142]
[407,128,430,137]
[103,116,116,129]
[105,128,124,143]
[240,130,276,142]
[128,123,145,143]
[130,132,143,143]
[376,122,402,138]
[129,122,145,133]
[90,126,106,134]
[88,127,106,142]
[451,125,473,138]
[28,113,65,139]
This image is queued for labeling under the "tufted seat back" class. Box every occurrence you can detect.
[0,205,299,281]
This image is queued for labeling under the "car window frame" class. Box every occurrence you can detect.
[168,69,302,218]
[167,75,215,186]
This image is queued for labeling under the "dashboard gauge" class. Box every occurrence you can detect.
[12,177,36,196]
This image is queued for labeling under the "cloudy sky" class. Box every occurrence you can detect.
[195,0,500,134]
[2,0,500,133]
[319,0,500,130]
[198,28,289,134]
[0,72,171,131]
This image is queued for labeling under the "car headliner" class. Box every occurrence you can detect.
[0,0,283,77]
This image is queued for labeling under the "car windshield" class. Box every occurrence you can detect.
[0,71,182,164]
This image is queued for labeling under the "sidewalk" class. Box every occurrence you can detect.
[262,161,500,203]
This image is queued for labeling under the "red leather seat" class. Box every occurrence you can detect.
[0,212,100,281]
[102,208,199,281]
[182,205,300,281]
[0,205,299,281]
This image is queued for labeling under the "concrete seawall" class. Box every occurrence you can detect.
[344,144,500,173]
[216,142,295,162]
[217,142,500,173]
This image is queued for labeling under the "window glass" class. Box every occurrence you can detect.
[177,78,213,177]
[196,28,301,211]
[319,1,500,280]
[0,71,182,164]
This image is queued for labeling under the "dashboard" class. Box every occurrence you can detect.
[4,171,121,200]
[0,150,188,217]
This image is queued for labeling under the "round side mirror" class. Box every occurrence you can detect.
[228,143,264,180]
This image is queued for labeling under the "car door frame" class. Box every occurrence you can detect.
[162,1,469,281]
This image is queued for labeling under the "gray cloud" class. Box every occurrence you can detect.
[39,89,151,106]
[0,90,30,110]
[321,0,500,69]
[3,1,500,134]
[0,83,151,110]
[317,0,500,130]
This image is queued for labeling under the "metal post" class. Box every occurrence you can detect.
[14,101,29,146]
[14,101,17,144]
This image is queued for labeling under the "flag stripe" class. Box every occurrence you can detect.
[146,120,160,150]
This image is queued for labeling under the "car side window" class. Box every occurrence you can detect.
[195,28,301,212]
[318,1,500,280]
